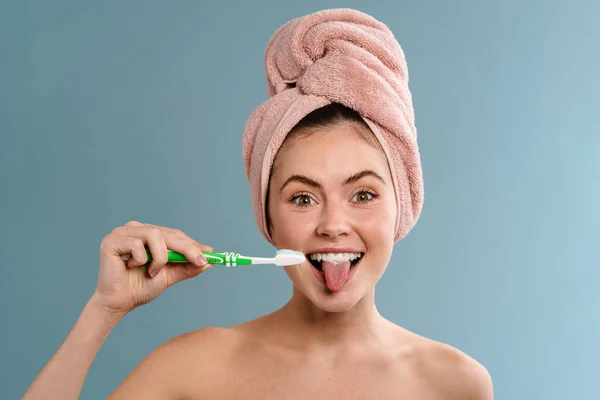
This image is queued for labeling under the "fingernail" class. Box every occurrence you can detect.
[149,268,158,277]
[196,254,207,266]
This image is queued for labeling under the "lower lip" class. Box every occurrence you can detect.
[309,257,362,289]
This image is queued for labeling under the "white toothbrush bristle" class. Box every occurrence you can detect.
[275,249,306,266]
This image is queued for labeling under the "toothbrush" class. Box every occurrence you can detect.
[120,249,305,267]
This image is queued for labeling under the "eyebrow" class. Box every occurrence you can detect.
[279,169,386,193]
[344,170,386,186]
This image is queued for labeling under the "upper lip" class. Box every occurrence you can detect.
[306,247,364,255]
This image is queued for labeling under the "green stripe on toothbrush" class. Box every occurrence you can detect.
[145,250,252,267]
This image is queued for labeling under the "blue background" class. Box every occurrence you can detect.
[1,0,598,398]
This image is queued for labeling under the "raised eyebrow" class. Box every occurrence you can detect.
[280,175,322,193]
[343,170,386,185]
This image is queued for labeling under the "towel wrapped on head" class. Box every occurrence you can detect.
[242,8,424,244]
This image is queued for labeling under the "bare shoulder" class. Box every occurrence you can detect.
[107,326,242,399]
[409,335,494,400]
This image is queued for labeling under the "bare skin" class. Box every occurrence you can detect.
[23,124,493,399]
[109,299,492,399]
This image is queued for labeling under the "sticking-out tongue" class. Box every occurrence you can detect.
[322,261,351,292]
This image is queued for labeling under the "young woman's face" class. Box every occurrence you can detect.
[267,123,397,312]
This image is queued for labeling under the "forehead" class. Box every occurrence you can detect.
[272,124,390,182]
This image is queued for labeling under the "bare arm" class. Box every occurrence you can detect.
[22,221,212,399]
[23,294,125,399]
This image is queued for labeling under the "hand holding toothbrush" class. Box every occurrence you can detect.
[94,220,214,316]
[93,220,305,317]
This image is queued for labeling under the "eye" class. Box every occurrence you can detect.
[289,193,316,207]
[352,190,378,203]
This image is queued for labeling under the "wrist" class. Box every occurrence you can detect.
[88,292,129,324]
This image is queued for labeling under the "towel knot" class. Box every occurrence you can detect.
[274,79,297,94]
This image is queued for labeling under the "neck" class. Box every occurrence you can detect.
[273,287,389,352]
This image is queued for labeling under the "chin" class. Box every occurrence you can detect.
[299,273,372,313]
[306,290,365,313]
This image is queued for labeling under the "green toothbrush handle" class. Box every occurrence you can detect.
[200,251,253,266]
[146,250,252,267]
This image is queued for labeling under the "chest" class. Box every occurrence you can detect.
[199,355,436,400]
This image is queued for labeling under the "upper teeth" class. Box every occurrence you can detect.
[310,253,362,263]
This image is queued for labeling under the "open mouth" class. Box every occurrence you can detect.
[307,252,364,274]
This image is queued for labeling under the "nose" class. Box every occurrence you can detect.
[316,202,351,238]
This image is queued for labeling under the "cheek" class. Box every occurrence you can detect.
[269,206,315,247]
[360,212,394,241]
[357,199,397,245]
[369,194,397,226]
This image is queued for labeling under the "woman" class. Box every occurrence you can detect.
[24,9,493,399]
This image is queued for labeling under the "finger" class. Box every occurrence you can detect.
[124,220,143,227]
[139,226,211,268]
[103,235,148,268]
[118,224,213,254]
[127,237,149,268]
[144,228,169,277]
[147,235,207,269]
[113,226,168,271]
[112,220,143,235]
[117,226,208,272]
[113,226,167,275]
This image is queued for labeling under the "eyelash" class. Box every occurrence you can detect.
[288,192,315,207]
[288,189,379,207]
[352,189,379,203]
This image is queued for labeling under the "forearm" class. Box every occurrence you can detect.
[23,294,126,400]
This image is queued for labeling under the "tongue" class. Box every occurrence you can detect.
[321,261,351,292]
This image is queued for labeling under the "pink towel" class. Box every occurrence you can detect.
[242,8,423,244]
